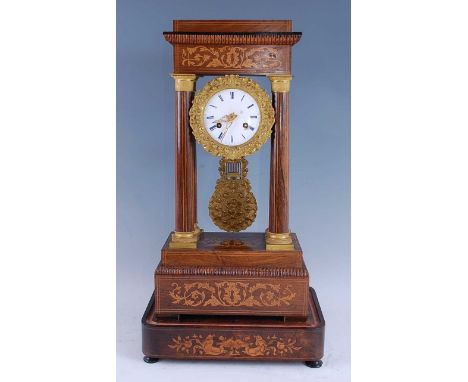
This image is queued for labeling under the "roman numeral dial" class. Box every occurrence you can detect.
[190,75,275,160]
[203,88,261,147]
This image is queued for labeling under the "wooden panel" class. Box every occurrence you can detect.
[156,274,309,317]
[162,232,303,267]
[173,20,292,33]
[142,288,325,361]
[174,44,290,76]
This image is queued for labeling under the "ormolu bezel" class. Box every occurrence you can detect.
[189,75,274,159]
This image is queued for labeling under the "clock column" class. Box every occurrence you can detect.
[266,75,294,250]
[169,74,200,248]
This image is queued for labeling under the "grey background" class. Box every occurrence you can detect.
[117,0,350,381]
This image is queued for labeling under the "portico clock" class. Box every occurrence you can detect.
[142,19,325,369]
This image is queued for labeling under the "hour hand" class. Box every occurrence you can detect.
[213,117,226,124]
[214,115,229,124]
[214,113,237,125]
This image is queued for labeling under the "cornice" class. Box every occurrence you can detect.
[164,32,302,46]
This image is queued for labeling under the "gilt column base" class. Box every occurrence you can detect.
[265,231,294,251]
[168,226,202,249]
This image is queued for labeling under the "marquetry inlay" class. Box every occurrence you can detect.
[168,334,302,357]
[169,281,296,307]
[181,46,282,70]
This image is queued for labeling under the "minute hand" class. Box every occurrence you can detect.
[219,120,234,141]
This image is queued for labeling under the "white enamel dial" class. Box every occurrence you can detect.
[203,88,261,147]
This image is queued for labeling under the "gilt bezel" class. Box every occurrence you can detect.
[189,75,274,159]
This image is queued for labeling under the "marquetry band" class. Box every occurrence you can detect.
[168,333,302,357]
[268,75,292,93]
[169,281,296,308]
[171,73,198,92]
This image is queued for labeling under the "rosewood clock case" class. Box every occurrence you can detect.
[141,20,325,368]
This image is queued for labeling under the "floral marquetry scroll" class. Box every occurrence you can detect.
[169,334,302,357]
[181,46,282,70]
[171,45,291,75]
[169,281,296,307]
[156,265,309,316]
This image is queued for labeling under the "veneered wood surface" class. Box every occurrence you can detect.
[173,20,292,33]
[188,93,197,228]
[165,20,301,76]
[162,232,303,267]
[173,44,290,76]
[269,92,290,233]
[142,287,324,361]
[155,273,309,317]
[174,90,196,232]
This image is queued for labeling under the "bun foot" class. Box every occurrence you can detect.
[305,360,323,368]
[143,356,159,363]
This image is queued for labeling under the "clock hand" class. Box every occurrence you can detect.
[214,112,237,125]
[214,116,229,124]
[226,112,237,122]
[219,114,238,141]
[219,121,231,141]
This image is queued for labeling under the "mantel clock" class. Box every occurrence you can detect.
[141,20,325,368]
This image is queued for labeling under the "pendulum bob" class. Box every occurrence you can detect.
[209,158,257,232]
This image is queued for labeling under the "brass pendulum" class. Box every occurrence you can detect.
[208,158,257,232]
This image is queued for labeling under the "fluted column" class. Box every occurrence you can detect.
[169,74,200,248]
[266,75,294,250]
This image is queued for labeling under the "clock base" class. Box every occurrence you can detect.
[142,287,325,364]
[155,231,310,318]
